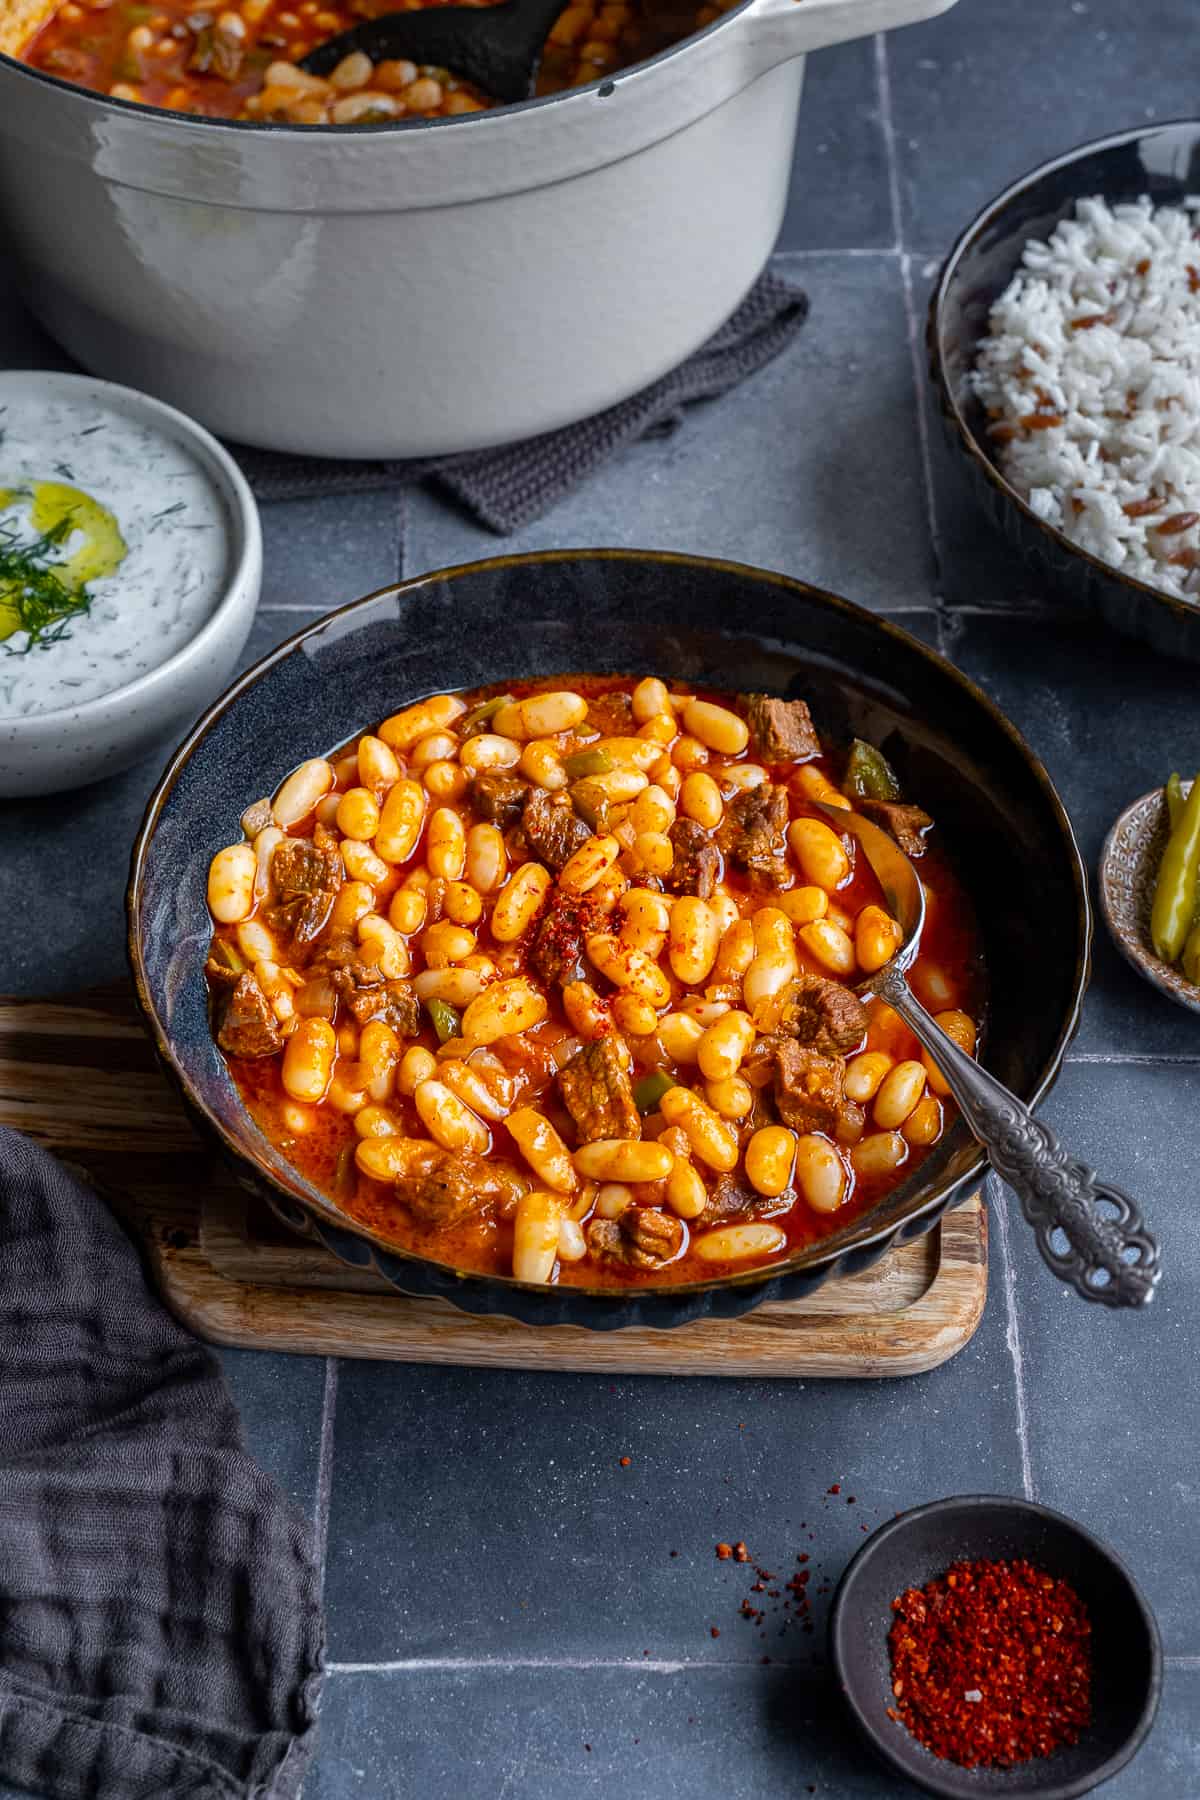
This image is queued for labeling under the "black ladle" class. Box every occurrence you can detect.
[299,0,574,104]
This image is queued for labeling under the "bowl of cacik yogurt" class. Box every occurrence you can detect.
[0,370,261,796]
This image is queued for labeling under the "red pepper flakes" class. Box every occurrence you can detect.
[710,1626,721,1638]
[716,1542,733,1561]
[618,1456,631,1467]
[733,1541,751,1563]
[887,1558,1092,1770]
[827,1483,841,1495]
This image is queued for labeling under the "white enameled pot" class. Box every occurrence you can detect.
[0,0,955,458]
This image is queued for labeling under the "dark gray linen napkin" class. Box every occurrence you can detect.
[0,1127,323,1800]
[233,271,809,530]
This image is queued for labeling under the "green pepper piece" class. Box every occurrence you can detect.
[1166,772,1185,832]
[426,998,461,1043]
[634,1070,678,1114]
[569,780,609,832]
[1151,768,1200,963]
[334,1144,357,1196]
[844,739,901,802]
[209,938,246,975]
[1183,923,1200,985]
[460,693,511,735]
[564,747,613,781]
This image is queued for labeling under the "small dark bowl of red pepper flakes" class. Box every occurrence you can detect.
[828,1495,1162,1799]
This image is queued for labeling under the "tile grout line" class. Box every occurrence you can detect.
[872,31,904,257]
[326,1657,814,1675]
[874,30,945,644]
[314,1355,339,1605]
[987,1174,1037,1503]
[772,246,901,260]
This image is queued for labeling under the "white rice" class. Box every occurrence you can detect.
[972,194,1200,600]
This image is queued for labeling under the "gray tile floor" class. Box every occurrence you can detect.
[3,0,1200,1792]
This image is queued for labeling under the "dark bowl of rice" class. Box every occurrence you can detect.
[929,119,1200,663]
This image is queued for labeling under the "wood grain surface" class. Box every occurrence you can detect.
[0,988,988,1376]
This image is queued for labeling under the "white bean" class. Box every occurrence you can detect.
[207,843,257,923]
[272,758,333,828]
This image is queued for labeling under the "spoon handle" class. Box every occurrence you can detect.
[872,967,1161,1307]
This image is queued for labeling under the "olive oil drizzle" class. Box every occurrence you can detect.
[0,481,127,654]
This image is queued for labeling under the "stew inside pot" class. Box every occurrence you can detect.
[204,675,985,1288]
[18,0,737,121]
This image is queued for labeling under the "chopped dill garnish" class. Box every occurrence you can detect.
[0,514,92,655]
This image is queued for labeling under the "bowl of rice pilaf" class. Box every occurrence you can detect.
[929,121,1200,661]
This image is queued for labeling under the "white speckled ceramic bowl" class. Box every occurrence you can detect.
[1100,781,1200,1016]
[0,370,261,797]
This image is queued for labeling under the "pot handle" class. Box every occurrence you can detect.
[738,0,959,74]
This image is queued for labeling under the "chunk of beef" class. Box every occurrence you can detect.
[558,1036,641,1143]
[273,833,331,898]
[395,1150,516,1229]
[778,973,869,1056]
[622,1206,685,1269]
[665,817,721,898]
[213,971,282,1059]
[597,689,634,730]
[530,889,603,984]
[586,1217,625,1263]
[522,789,592,871]
[472,771,530,830]
[271,824,342,948]
[771,1037,845,1135]
[587,1207,684,1270]
[240,796,273,838]
[315,940,421,1033]
[717,783,790,883]
[740,692,820,762]
[699,1170,761,1230]
[858,798,933,859]
[345,973,420,1034]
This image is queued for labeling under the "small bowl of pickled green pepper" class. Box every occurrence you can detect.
[1100,774,1200,1014]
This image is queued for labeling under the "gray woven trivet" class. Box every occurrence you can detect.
[231,271,808,534]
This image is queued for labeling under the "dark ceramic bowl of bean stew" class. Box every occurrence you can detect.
[929,120,1200,663]
[829,1495,1162,1798]
[127,549,1090,1328]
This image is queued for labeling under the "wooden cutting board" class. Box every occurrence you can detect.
[0,989,987,1377]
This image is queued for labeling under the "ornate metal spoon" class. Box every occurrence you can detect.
[813,800,1162,1308]
[300,0,573,104]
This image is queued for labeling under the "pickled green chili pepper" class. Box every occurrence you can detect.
[844,738,901,802]
[1164,776,1200,929]
[1151,769,1200,962]
[1166,771,1185,831]
[460,693,511,735]
[426,998,461,1043]
[634,1070,678,1114]
[1182,923,1200,986]
[564,748,613,781]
